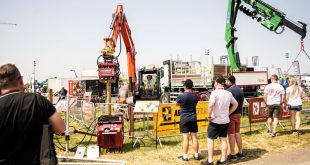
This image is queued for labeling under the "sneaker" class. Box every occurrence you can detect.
[268,130,276,137]
[177,155,188,161]
[293,130,302,135]
[227,154,237,161]
[193,154,201,160]
[267,130,273,135]
[216,160,227,165]
[236,153,245,159]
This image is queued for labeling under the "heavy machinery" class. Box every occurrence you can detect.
[225,0,307,72]
[96,5,136,150]
[97,5,137,114]
[137,59,212,103]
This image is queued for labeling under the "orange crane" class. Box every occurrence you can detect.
[97,5,137,114]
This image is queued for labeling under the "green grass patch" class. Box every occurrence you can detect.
[55,115,310,164]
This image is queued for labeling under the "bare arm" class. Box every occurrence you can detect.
[263,93,268,103]
[229,100,238,115]
[48,112,65,134]
[286,92,290,103]
[208,102,215,121]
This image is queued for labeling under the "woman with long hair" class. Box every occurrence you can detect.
[286,77,305,135]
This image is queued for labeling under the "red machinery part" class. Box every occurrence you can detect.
[98,61,119,83]
[97,115,123,150]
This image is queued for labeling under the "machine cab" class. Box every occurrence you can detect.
[137,65,161,100]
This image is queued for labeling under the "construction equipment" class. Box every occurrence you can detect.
[225,0,307,72]
[137,59,212,103]
[97,5,137,114]
[137,65,162,100]
[97,115,124,150]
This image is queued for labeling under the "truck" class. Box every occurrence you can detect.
[137,59,213,103]
[137,59,270,102]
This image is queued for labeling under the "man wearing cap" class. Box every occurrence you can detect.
[206,76,238,165]
[225,75,245,161]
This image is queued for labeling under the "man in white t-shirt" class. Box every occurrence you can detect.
[263,74,285,137]
[205,76,238,165]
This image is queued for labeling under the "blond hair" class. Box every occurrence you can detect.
[288,77,300,98]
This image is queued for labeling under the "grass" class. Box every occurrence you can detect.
[55,115,310,165]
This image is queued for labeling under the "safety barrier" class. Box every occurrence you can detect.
[154,102,208,137]
[53,96,127,130]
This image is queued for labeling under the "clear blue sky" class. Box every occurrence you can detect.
[1,0,310,83]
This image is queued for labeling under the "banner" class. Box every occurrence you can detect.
[249,98,267,123]
[154,101,208,136]
[249,97,290,123]
[68,80,74,96]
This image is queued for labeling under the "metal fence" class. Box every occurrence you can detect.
[54,97,128,130]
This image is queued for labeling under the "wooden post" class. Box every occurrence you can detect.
[106,81,112,115]
[47,89,53,103]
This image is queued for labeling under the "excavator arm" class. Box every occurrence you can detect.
[225,0,307,72]
[97,5,137,94]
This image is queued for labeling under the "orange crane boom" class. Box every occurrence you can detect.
[98,5,137,86]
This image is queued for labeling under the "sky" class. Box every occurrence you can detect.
[1,0,310,83]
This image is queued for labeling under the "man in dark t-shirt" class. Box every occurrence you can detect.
[176,79,200,161]
[225,75,245,161]
[0,63,65,164]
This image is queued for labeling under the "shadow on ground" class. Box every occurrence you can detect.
[276,128,310,137]
[199,148,268,164]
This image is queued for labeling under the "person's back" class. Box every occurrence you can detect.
[210,89,235,124]
[286,85,303,106]
[263,74,284,137]
[177,92,198,122]
[60,87,67,99]
[227,85,244,115]
[264,82,284,105]
[0,63,65,164]
[0,93,55,164]
[176,79,200,161]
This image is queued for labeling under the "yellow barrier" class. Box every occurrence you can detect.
[154,101,208,136]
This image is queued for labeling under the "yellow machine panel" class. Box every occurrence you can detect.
[154,101,208,136]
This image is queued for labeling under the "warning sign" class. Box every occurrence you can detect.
[154,101,208,136]
[249,98,267,123]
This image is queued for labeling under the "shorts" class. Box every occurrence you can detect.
[288,105,302,111]
[180,121,198,133]
[266,104,280,118]
[228,113,241,134]
[207,122,229,139]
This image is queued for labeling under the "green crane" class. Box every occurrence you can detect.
[225,0,307,72]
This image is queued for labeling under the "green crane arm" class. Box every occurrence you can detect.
[225,0,307,72]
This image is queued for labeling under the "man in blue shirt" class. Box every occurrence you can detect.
[176,79,200,161]
[225,75,245,161]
